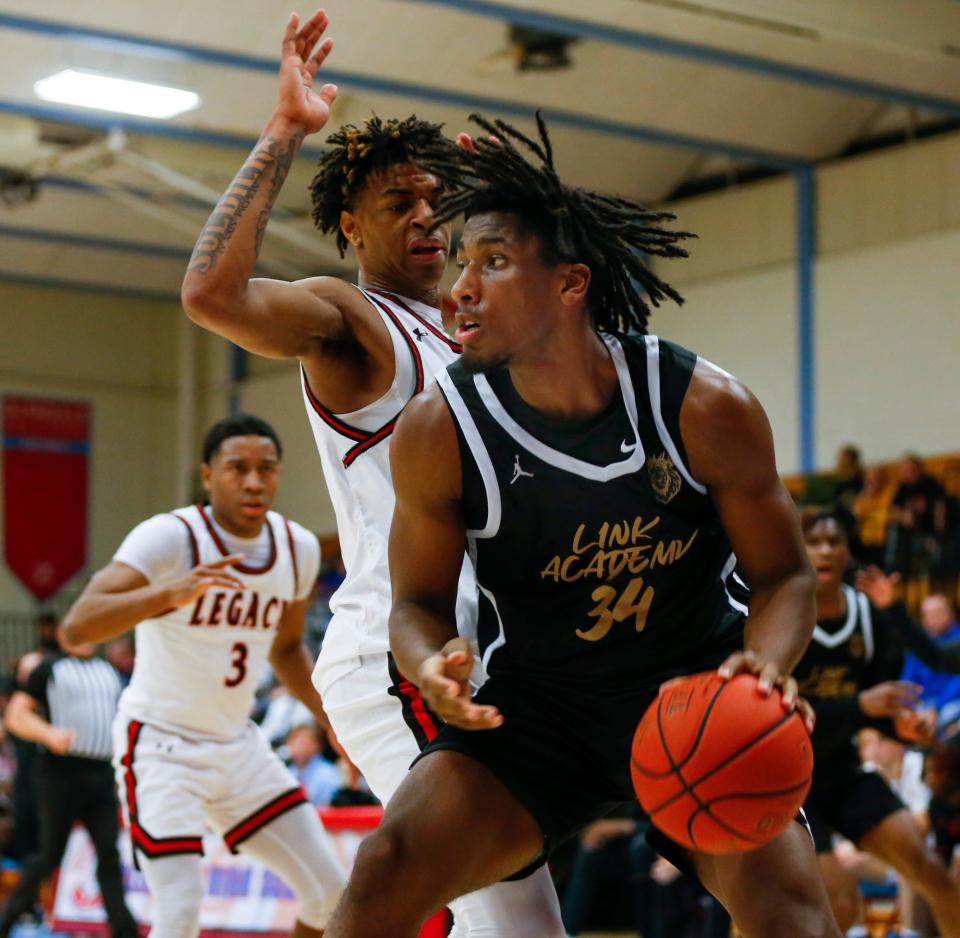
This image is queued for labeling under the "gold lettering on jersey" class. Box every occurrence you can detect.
[797,665,857,699]
[577,576,654,641]
[541,515,698,585]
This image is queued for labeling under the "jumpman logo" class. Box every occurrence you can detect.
[510,454,534,485]
[412,327,427,342]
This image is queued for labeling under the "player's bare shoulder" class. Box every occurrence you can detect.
[680,357,776,489]
[391,383,461,503]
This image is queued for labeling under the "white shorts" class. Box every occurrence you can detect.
[317,653,437,804]
[113,714,309,860]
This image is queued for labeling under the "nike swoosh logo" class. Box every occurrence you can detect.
[620,439,637,453]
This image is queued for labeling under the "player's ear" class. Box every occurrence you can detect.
[199,462,213,494]
[340,210,362,249]
[558,263,590,307]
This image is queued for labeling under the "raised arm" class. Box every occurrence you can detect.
[681,361,816,718]
[388,387,502,731]
[181,10,349,359]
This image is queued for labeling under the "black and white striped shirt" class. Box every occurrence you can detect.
[25,653,123,761]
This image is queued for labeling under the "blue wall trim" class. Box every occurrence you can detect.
[0,270,181,303]
[410,0,960,118]
[0,222,190,259]
[795,168,816,473]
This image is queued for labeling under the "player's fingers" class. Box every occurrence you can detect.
[294,9,326,57]
[718,650,757,679]
[779,675,799,710]
[795,697,816,734]
[299,8,329,45]
[307,36,333,74]
[445,703,502,731]
[457,132,478,153]
[756,661,780,695]
[281,13,299,56]
[206,554,246,568]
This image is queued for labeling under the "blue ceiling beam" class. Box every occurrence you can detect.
[0,12,802,169]
[408,0,960,119]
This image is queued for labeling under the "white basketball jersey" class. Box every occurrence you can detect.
[119,505,302,740]
[301,287,478,687]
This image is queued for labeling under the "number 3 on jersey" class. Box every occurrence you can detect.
[225,641,248,687]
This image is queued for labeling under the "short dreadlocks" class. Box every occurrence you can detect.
[418,113,695,335]
[310,115,448,257]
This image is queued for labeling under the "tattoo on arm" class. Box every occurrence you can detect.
[188,132,304,275]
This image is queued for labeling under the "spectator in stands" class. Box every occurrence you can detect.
[852,466,894,569]
[833,444,865,509]
[891,454,949,574]
[901,595,960,715]
[285,722,342,806]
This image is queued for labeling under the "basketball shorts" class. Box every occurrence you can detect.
[804,761,905,852]
[113,713,309,860]
[416,638,753,870]
[317,652,443,805]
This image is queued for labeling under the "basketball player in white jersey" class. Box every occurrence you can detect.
[62,414,345,938]
[179,10,564,937]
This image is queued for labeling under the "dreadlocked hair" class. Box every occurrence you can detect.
[415,113,695,335]
[310,115,447,257]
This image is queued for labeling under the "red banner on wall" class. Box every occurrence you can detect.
[3,396,90,600]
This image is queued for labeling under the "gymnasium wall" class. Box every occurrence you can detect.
[658,129,960,475]
[0,283,180,613]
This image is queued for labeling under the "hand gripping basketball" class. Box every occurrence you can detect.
[631,671,813,855]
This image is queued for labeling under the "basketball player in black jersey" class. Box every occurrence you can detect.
[797,508,960,935]
[321,116,839,938]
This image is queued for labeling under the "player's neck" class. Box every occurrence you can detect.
[815,586,846,621]
[357,270,440,310]
[508,329,616,422]
[207,504,265,540]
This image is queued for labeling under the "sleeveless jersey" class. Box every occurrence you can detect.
[437,332,745,694]
[795,584,904,762]
[118,505,303,740]
[301,287,478,685]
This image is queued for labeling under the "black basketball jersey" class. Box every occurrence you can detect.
[437,332,745,695]
[794,584,904,764]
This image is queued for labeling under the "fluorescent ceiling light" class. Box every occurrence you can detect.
[34,69,200,119]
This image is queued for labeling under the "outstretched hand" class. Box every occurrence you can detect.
[855,566,901,610]
[276,9,338,135]
[718,649,815,734]
[417,639,502,731]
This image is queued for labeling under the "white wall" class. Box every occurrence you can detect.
[657,129,960,474]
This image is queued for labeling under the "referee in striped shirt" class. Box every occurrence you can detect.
[0,624,137,938]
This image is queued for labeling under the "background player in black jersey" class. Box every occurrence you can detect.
[797,507,960,935]
[321,116,839,938]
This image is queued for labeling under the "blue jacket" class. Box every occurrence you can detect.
[901,623,960,711]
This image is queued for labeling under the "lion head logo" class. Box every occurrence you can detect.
[647,452,682,505]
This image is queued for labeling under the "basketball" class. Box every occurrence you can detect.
[631,670,813,855]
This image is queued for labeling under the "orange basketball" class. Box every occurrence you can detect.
[631,670,813,855]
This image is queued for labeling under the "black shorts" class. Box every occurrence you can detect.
[416,641,741,869]
[804,765,904,852]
